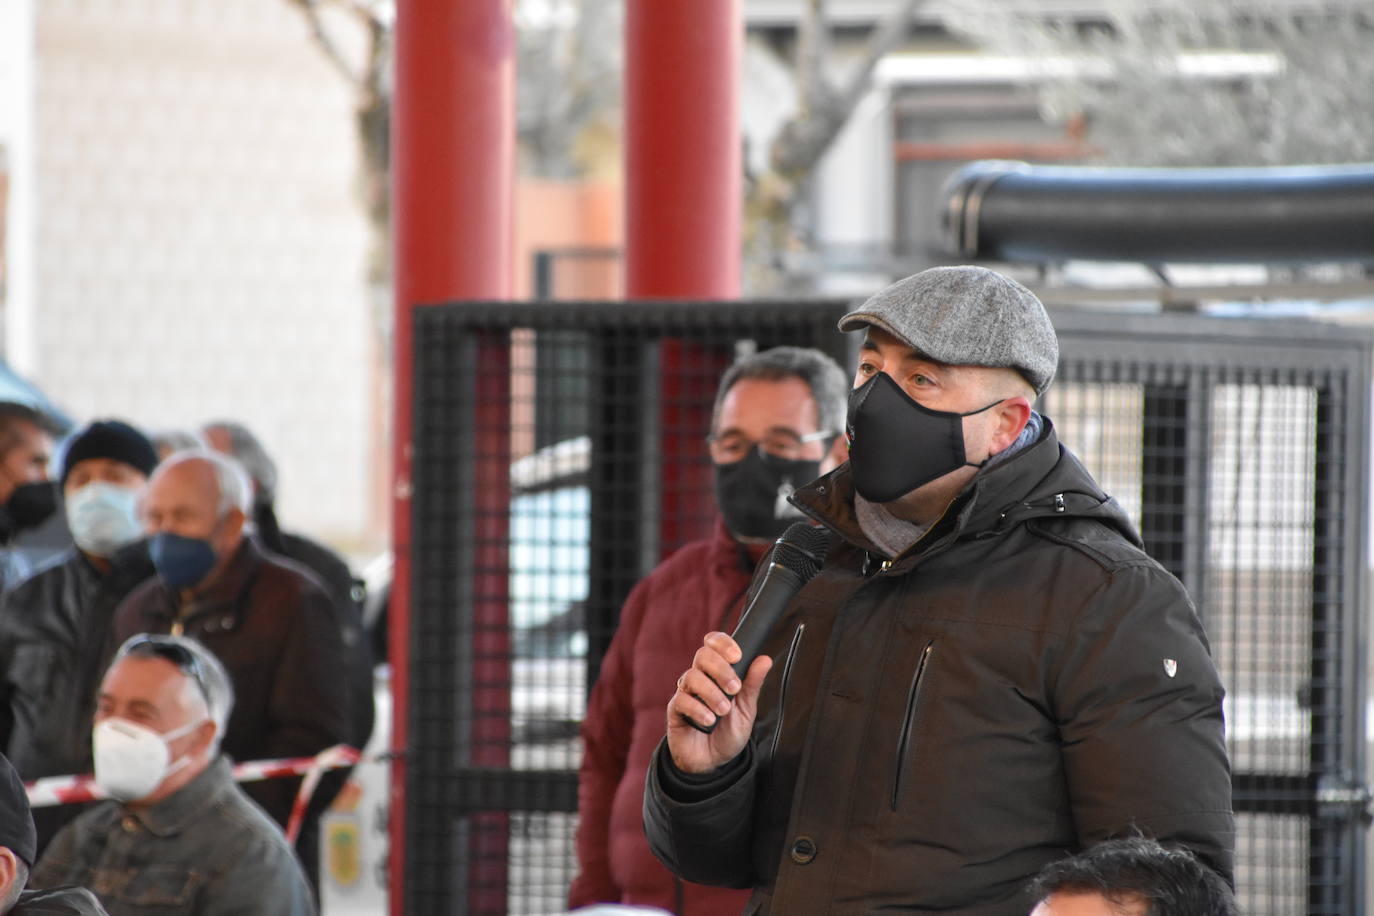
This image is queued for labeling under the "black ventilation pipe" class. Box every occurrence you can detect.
[942,160,1374,264]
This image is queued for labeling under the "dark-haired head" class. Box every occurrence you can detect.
[1028,837,1237,916]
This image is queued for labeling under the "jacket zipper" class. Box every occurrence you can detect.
[768,624,807,762]
[891,640,935,811]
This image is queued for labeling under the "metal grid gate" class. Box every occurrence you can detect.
[1041,311,1372,916]
[407,300,1370,915]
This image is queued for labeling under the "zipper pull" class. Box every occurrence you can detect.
[1053,493,1066,513]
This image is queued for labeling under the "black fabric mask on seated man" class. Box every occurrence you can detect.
[713,448,821,542]
[0,481,59,542]
[845,372,1000,504]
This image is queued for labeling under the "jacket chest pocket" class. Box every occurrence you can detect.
[891,640,936,811]
[92,864,204,908]
[765,624,807,763]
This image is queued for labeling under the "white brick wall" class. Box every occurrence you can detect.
[32,0,375,550]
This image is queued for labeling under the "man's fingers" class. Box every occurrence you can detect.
[669,676,723,731]
[734,655,774,715]
[677,668,734,718]
[703,630,743,665]
[692,640,743,697]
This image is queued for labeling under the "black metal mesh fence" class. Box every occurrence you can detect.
[407,301,1370,915]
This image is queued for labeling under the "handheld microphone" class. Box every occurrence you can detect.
[685,521,832,734]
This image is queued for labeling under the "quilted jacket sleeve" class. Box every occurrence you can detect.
[568,576,652,906]
[642,738,758,889]
[1053,560,1235,883]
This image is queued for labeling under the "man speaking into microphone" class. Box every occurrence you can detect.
[645,266,1234,915]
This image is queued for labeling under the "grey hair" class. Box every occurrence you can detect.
[160,449,253,520]
[201,421,276,504]
[711,346,848,437]
[114,634,235,755]
[150,429,205,456]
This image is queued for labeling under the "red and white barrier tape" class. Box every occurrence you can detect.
[24,744,365,845]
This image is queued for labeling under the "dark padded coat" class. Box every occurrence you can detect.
[570,521,754,915]
[645,422,1234,915]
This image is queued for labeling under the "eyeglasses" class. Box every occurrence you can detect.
[706,429,834,464]
[123,634,212,709]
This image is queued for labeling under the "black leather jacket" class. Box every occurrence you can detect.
[0,543,155,780]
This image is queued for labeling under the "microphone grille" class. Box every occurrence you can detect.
[770,521,832,582]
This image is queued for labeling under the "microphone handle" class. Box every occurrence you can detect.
[728,562,803,680]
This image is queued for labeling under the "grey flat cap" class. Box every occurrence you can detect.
[838,265,1059,395]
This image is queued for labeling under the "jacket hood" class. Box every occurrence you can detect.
[790,418,1142,557]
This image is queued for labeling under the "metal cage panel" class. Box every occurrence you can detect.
[408,301,1370,915]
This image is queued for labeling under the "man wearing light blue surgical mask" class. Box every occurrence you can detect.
[0,419,159,855]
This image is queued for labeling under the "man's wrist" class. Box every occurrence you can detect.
[657,743,752,803]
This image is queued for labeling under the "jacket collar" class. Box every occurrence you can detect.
[125,754,234,838]
[174,537,263,617]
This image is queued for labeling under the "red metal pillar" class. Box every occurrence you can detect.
[625,0,742,554]
[624,0,741,297]
[391,1,514,913]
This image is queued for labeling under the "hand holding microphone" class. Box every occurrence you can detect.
[666,522,831,774]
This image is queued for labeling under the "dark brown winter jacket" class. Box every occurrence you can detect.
[644,421,1234,915]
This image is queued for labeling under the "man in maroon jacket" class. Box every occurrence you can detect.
[570,347,847,914]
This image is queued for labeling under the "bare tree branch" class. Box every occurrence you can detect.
[772,0,929,177]
[796,0,835,118]
[287,0,366,90]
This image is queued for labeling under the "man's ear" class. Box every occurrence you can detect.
[0,846,21,900]
[989,397,1032,454]
[189,719,218,759]
[221,507,247,542]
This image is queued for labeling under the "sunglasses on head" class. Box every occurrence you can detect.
[124,634,212,708]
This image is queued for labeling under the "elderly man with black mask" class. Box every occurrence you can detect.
[646,267,1233,914]
[31,634,314,914]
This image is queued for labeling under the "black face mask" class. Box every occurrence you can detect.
[846,373,1000,504]
[713,448,822,542]
[0,481,59,542]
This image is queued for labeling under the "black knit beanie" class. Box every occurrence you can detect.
[60,420,159,486]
